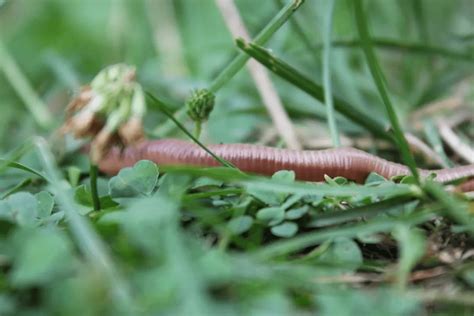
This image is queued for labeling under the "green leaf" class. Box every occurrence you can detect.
[10,228,76,287]
[67,166,82,187]
[0,158,48,181]
[318,237,363,271]
[35,191,54,218]
[227,215,253,235]
[74,185,118,215]
[108,160,159,198]
[317,288,421,316]
[272,170,295,182]
[324,175,348,185]
[248,170,295,205]
[191,177,223,189]
[461,268,474,287]
[1,192,38,226]
[0,295,16,315]
[271,222,298,238]
[285,205,309,220]
[365,172,387,185]
[393,225,426,289]
[256,206,285,226]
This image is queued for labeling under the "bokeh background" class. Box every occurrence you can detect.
[1,0,472,150]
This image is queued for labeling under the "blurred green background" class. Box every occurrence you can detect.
[0,1,474,315]
[1,0,472,151]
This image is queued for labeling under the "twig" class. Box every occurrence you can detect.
[214,0,301,150]
[404,133,447,167]
[437,118,474,163]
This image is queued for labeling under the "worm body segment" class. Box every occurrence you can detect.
[98,139,474,188]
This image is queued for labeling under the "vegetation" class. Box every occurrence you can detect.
[0,0,473,315]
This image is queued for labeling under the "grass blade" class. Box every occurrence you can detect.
[423,181,474,235]
[0,159,48,181]
[153,0,305,137]
[254,209,435,259]
[329,38,474,62]
[353,0,419,180]
[236,39,393,142]
[209,0,305,92]
[321,0,340,147]
[34,138,136,314]
[0,39,53,129]
[146,92,238,169]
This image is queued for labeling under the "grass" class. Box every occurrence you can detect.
[0,0,473,315]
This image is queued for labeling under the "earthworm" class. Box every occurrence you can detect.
[98,139,474,191]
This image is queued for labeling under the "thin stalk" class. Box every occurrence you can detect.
[89,163,101,211]
[194,121,202,139]
[154,0,304,137]
[330,38,474,62]
[182,188,244,202]
[423,182,474,235]
[146,92,238,169]
[322,0,340,147]
[273,0,317,53]
[254,209,435,260]
[0,39,53,129]
[34,138,136,315]
[353,0,419,181]
[209,0,304,93]
[236,39,394,142]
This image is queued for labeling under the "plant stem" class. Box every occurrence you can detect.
[35,138,136,314]
[153,0,304,138]
[209,0,304,93]
[90,163,101,211]
[322,0,340,147]
[236,39,393,142]
[330,38,474,62]
[0,39,53,129]
[353,0,419,181]
[423,182,474,236]
[194,121,202,139]
[254,209,435,260]
[146,92,238,169]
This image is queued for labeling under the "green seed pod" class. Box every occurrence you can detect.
[185,89,216,122]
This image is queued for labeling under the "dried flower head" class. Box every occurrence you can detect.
[61,64,146,162]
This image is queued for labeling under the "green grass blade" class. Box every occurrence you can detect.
[153,0,305,137]
[330,38,474,62]
[0,39,53,129]
[322,0,340,147]
[146,92,238,169]
[209,0,305,92]
[353,0,419,180]
[34,138,137,314]
[308,195,416,227]
[236,39,393,142]
[254,209,435,260]
[423,181,474,235]
[0,158,48,181]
